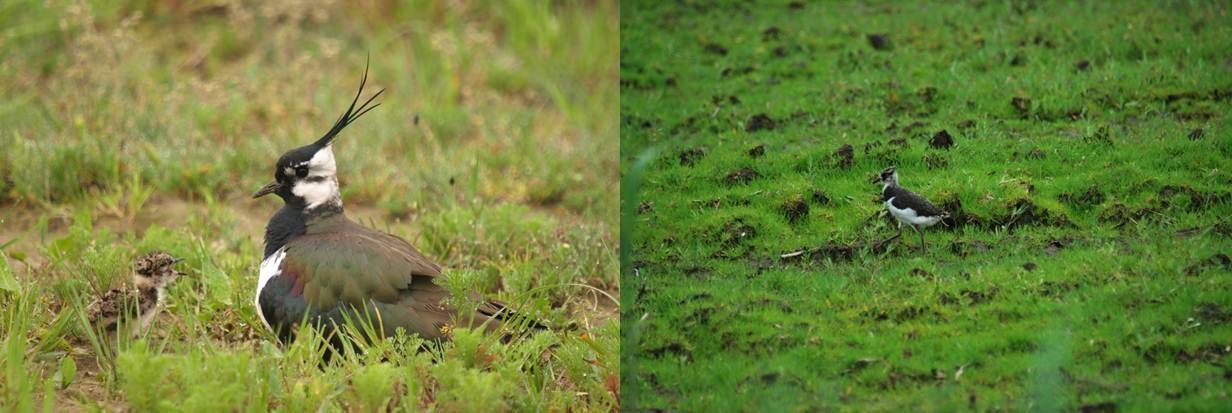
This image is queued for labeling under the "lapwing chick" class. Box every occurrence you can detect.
[86,251,185,337]
[878,167,949,252]
[252,64,540,346]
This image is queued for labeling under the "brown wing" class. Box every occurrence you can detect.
[272,215,512,339]
[280,221,440,309]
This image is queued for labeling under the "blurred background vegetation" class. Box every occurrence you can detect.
[0,0,618,410]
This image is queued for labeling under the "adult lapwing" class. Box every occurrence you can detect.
[87,251,185,337]
[877,166,949,252]
[252,65,535,345]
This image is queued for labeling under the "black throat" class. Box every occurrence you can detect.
[263,204,344,258]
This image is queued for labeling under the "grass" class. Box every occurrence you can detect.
[0,0,617,411]
[620,0,1231,411]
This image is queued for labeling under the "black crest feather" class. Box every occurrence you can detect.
[313,59,385,147]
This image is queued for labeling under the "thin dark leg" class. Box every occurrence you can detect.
[908,225,925,252]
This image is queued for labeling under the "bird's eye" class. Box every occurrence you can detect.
[295,166,308,178]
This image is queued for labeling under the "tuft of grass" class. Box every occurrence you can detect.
[622,0,1232,410]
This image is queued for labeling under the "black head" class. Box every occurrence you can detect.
[877,166,899,186]
[252,62,384,211]
[134,251,184,288]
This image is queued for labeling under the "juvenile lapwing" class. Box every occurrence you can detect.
[252,65,536,345]
[87,251,185,337]
[877,166,949,252]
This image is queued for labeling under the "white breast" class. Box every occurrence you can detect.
[137,303,161,333]
[255,248,287,333]
[133,289,163,336]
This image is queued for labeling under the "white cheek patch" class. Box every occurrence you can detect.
[307,146,337,177]
[289,146,342,210]
[291,178,340,209]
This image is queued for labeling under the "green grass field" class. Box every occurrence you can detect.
[0,0,617,411]
[621,1,1231,411]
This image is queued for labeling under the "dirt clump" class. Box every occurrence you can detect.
[647,342,691,361]
[746,114,776,132]
[811,190,831,205]
[929,130,954,149]
[1214,221,1232,237]
[939,197,973,228]
[1195,302,1231,324]
[863,140,883,154]
[1188,128,1204,140]
[961,287,997,305]
[637,201,653,215]
[1086,126,1114,145]
[720,66,754,78]
[1044,238,1072,255]
[1038,280,1079,297]
[679,147,706,166]
[724,167,759,185]
[781,196,810,224]
[1011,96,1032,117]
[717,219,757,246]
[1184,253,1231,276]
[712,94,741,106]
[703,42,728,56]
[686,305,714,325]
[748,144,765,158]
[1098,202,1155,226]
[1059,186,1105,208]
[867,33,893,51]
[1001,199,1073,229]
[762,27,783,41]
[1075,60,1091,71]
[684,267,714,279]
[1009,53,1027,66]
[780,234,900,265]
[1159,184,1231,211]
[833,144,855,169]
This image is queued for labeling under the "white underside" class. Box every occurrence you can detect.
[133,289,163,336]
[255,248,287,333]
[885,197,943,228]
[137,304,161,335]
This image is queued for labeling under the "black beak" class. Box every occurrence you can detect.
[171,257,185,264]
[252,181,282,198]
[870,174,882,184]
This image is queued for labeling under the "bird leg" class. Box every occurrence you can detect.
[908,224,926,252]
